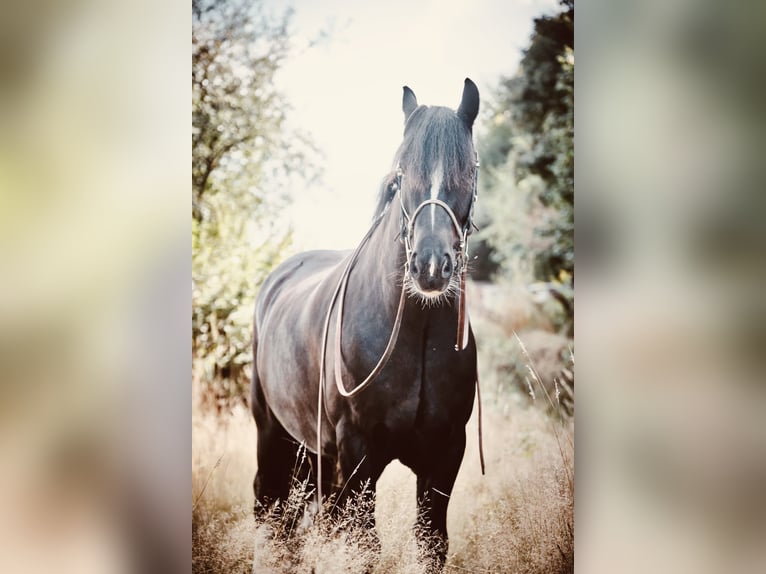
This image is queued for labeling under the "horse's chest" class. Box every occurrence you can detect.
[353,348,474,438]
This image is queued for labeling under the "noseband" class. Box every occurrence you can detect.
[396,156,480,278]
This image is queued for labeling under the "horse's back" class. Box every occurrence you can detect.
[255,249,346,332]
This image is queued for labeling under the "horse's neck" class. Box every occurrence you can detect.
[351,210,406,312]
[338,208,462,383]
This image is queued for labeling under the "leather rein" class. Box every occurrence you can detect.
[315,155,485,507]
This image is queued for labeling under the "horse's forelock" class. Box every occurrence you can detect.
[372,107,475,220]
[396,107,474,193]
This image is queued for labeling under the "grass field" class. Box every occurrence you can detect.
[192,389,572,573]
[192,287,573,573]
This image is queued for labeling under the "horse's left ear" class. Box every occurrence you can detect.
[457,78,480,130]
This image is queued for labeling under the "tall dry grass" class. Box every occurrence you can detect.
[192,398,572,573]
[193,284,573,573]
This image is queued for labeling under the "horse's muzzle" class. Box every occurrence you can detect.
[409,250,454,294]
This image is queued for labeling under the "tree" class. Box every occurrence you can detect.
[192,0,316,408]
[478,0,573,327]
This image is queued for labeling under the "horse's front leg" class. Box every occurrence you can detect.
[334,419,385,552]
[415,427,466,572]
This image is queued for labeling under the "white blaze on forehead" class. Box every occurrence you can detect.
[429,161,444,228]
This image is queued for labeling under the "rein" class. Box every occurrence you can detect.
[315,156,484,508]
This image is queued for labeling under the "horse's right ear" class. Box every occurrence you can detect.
[402,86,418,123]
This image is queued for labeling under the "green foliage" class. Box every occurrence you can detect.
[192,200,291,408]
[192,0,316,408]
[477,0,573,328]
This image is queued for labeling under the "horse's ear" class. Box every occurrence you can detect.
[402,86,418,123]
[457,78,480,130]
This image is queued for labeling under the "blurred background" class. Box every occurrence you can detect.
[0,0,764,572]
[577,1,766,572]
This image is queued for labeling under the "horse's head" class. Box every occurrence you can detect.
[395,79,480,305]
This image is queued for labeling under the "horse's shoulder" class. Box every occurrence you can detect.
[256,249,349,325]
[292,249,348,269]
[270,249,348,283]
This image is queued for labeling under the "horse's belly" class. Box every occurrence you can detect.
[255,252,346,451]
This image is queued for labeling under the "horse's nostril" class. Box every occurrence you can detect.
[441,254,453,278]
[409,252,420,275]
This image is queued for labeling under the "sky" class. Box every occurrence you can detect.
[268,0,559,251]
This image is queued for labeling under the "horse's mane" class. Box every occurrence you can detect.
[372,106,475,220]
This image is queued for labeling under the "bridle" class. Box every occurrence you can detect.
[315,152,484,507]
[397,156,480,280]
[397,155,479,352]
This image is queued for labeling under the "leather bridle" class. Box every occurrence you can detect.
[315,153,484,507]
[397,156,480,280]
[397,154,479,352]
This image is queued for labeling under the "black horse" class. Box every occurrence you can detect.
[252,78,481,569]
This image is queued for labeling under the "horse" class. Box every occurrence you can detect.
[251,78,482,570]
